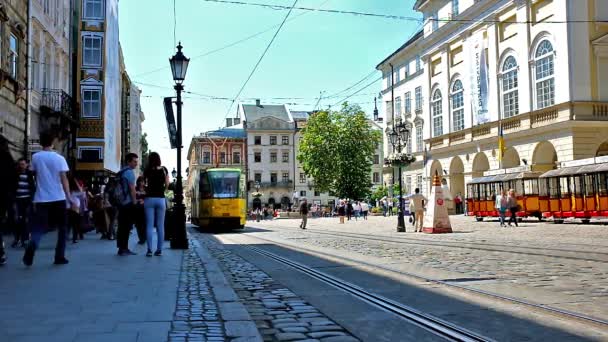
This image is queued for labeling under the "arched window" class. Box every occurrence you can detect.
[534,40,555,109]
[501,56,519,118]
[451,80,464,131]
[431,89,443,137]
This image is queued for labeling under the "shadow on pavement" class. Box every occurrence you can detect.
[213,235,599,342]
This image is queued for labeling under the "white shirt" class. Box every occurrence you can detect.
[407,193,428,211]
[361,203,369,211]
[31,150,69,203]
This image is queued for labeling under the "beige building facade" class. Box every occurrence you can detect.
[378,0,608,199]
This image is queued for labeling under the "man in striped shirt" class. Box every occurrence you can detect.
[12,158,35,248]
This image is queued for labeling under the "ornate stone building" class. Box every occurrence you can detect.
[0,1,28,159]
[378,0,608,198]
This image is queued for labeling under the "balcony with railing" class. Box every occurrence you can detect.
[427,101,608,150]
[41,89,74,119]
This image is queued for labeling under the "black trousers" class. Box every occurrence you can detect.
[68,211,82,242]
[508,207,519,226]
[116,204,135,250]
[14,198,32,243]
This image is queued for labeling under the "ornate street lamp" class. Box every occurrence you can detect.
[387,119,410,232]
[169,42,190,249]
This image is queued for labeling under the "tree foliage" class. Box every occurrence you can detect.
[298,104,381,200]
[140,133,150,172]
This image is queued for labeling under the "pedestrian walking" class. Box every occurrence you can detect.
[361,201,369,220]
[353,201,361,221]
[135,176,147,245]
[23,131,74,266]
[0,136,15,265]
[495,189,508,227]
[67,176,84,244]
[454,193,463,215]
[12,158,35,248]
[116,153,139,256]
[388,199,394,217]
[406,188,427,233]
[299,198,308,229]
[346,201,353,221]
[143,152,169,257]
[102,181,117,240]
[507,189,519,227]
[338,201,346,224]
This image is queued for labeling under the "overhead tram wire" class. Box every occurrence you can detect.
[322,70,377,99]
[332,76,382,108]
[220,0,300,127]
[133,0,330,79]
[201,0,608,24]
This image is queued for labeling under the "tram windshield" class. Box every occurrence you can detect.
[208,171,241,198]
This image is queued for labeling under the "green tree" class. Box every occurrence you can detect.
[371,186,388,203]
[298,104,381,200]
[140,132,150,172]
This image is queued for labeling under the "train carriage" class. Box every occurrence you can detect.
[540,157,608,223]
[190,168,247,230]
[466,168,544,221]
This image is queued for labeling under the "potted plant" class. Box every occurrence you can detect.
[384,153,416,167]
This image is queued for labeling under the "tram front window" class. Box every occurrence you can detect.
[209,171,240,198]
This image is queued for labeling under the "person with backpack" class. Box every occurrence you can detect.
[143,152,169,257]
[23,131,75,266]
[115,153,139,256]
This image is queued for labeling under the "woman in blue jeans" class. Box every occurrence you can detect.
[143,152,169,257]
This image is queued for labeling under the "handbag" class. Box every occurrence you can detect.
[408,216,413,223]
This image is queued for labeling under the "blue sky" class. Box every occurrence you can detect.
[118,0,422,174]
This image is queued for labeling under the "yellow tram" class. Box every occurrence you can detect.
[190,168,246,230]
[540,156,608,223]
[466,167,545,221]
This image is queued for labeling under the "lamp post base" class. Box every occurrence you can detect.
[396,211,406,232]
[170,203,189,249]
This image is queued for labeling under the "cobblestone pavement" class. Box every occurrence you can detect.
[193,232,360,342]
[168,242,225,342]
[243,215,608,320]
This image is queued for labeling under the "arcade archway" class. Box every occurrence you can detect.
[472,152,490,178]
[502,147,521,168]
[532,141,558,170]
[449,157,465,199]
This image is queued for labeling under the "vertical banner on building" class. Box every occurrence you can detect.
[104,0,121,173]
[469,31,490,126]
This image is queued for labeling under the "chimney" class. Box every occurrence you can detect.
[233,117,241,125]
[256,99,261,107]
[226,118,233,127]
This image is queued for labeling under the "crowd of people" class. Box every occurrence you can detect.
[0,131,170,266]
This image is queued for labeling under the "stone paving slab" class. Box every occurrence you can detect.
[194,232,360,342]
[245,215,608,320]
[0,230,182,342]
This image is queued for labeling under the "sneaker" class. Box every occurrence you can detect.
[0,253,6,265]
[23,245,35,266]
[54,258,69,265]
[154,250,162,256]
[118,249,136,256]
[146,250,153,257]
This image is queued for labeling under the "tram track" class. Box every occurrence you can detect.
[219,234,493,342]
[258,225,608,263]
[227,231,608,330]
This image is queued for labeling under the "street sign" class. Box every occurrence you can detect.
[164,97,178,149]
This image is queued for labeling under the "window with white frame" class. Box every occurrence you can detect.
[415,55,421,72]
[9,34,18,79]
[84,0,104,19]
[431,89,443,137]
[406,176,411,194]
[78,147,103,162]
[395,96,402,116]
[232,150,241,164]
[501,56,519,118]
[415,86,422,111]
[81,87,102,119]
[406,126,412,154]
[417,174,422,190]
[83,35,103,67]
[415,123,423,152]
[452,0,459,16]
[451,80,464,131]
[534,40,555,109]
[300,173,306,184]
[373,172,380,184]
[394,67,401,83]
[404,92,411,114]
[432,13,439,31]
[203,150,211,164]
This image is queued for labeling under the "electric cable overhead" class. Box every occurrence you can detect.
[332,76,382,107]
[220,0,300,126]
[322,70,377,99]
[201,0,608,24]
[133,0,330,79]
